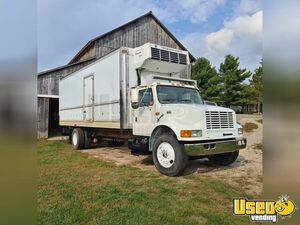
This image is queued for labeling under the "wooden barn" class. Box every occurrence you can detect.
[37,11,195,138]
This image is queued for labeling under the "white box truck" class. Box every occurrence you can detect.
[59,43,246,176]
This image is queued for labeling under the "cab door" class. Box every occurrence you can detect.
[133,88,155,136]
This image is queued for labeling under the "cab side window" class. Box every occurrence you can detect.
[138,88,153,107]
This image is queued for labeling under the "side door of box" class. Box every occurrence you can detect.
[83,75,94,122]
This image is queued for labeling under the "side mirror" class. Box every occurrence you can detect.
[131,88,139,109]
[204,100,217,106]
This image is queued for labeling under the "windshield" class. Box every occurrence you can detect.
[157,85,203,105]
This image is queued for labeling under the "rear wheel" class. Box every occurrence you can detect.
[71,128,85,150]
[209,151,239,166]
[152,134,187,177]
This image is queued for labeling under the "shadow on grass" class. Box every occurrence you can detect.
[140,156,154,165]
[183,155,245,176]
[79,140,129,150]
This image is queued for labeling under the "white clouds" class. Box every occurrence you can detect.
[182,10,262,71]
[205,29,234,53]
[234,0,262,16]
[176,0,227,23]
[130,0,228,24]
[226,10,262,38]
[205,10,262,53]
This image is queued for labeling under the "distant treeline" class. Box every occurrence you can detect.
[192,55,262,113]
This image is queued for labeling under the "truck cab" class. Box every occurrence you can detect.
[132,81,245,142]
[130,71,246,177]
[60,42,246,177]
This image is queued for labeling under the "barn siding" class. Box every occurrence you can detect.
[73,16,184,63]
[148,18,180,49]
[38,74,59,95]
[76,43,96,62]
[37,97,49,138]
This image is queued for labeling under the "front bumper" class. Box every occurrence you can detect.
[184,138,247,156]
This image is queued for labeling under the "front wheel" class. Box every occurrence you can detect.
[152,134,187,177]
[209,151,239,166]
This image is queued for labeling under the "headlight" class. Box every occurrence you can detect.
[238,128,243,135]
[180,130,202,138]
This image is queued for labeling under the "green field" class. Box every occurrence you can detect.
[38,140,253,225]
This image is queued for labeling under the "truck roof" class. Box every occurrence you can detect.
[136,82,198,90]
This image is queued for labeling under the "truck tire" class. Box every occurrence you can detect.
[84,129,92,149]
[209,151,239,166]
[71,128,85,150]
[152,134,188,177]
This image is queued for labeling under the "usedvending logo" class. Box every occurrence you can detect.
[233,195,297,223]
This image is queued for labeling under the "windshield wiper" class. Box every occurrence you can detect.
[180,100,192,103]
[162,99,174,103]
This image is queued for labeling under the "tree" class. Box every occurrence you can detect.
[241,83,256,111]
[219,55,251,108]
[250,61,263,113]
[191,57,221,104]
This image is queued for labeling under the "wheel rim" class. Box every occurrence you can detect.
[157,142,175,168]
[72,132,78,146]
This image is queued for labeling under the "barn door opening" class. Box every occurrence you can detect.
[48,98,60,137]
[83,75,94,122]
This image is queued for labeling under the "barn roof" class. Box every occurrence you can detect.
[68,11,195,64]
[38,57,95,76]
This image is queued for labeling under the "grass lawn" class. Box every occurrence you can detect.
[38,140,253,225]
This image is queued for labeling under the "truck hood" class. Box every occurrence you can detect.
[159,104,234,128]
[160,104,234,115]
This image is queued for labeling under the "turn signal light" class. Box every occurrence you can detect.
[180,130,202,138]
[180,130,192,138]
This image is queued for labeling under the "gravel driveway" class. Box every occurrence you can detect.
[82,114,263,196]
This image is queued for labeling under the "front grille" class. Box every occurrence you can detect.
[205,111,234,129]
[151,47,187,65]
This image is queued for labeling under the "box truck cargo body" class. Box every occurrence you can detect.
[59,43,189,130]
[59,43,247,176]
[59,48,132,130]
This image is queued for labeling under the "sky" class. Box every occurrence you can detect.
[38,0,262,72]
